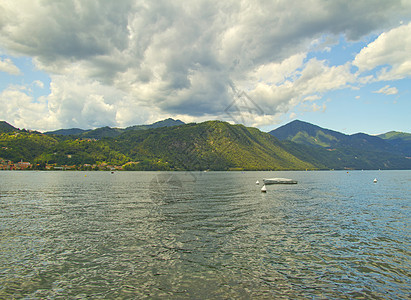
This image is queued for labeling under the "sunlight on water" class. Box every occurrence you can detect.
[0,170,410,298]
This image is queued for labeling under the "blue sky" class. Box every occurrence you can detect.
[0,1,410,135]
[0,56,51,97]
[269,35,411,135]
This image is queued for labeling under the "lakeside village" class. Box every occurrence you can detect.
[0,158,126,171]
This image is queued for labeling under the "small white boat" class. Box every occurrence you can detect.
[261,185,267,192]
[256,180,260,185]
[263,178,298,185]
[373,178,377,183]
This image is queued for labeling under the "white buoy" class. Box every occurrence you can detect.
[256,180,259,185]
[373,178,377,183]
[261,185,267,193]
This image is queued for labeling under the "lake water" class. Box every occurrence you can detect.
[0,170,410,299]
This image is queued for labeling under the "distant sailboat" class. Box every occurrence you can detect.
[261,185,267,193]
[373,178,377,183]
[256,180,259,185]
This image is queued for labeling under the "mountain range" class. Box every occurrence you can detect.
[43,118,185,138]
[270,120,410,156]
[269,120,410,170]
[1,119,410,170]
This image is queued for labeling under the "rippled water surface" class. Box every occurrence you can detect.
[0,170,410,299]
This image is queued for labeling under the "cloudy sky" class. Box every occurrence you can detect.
[0,0,410,134]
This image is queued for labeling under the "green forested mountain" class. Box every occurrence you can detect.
[43,118,185,139]
[0,131,131,167]
[378,131,411,140]
[270,120,411,169]
[44,128,88,136]
[1,121,314,170]
[80,126,124,139]
[270,120,394,151]
[125,118,185,131]
[269,120,346,147]
[281,140,410,170]
[107,121,315,170]
[80,118,185,139]
[0,121,19,133]
[1,119,410,170]
[0,131,59,162]
[377,131,411,156]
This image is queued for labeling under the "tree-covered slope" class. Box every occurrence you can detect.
[125,118,184,131]
[1,120,410,170]
[0,131,130,166]
[281,141,411,170]
[0,132,59,162]
[45,128,89,136]
[270,120,411,169]
[1,121,316,170]
[0,121,19,133]
[378,131,411,156]
[270,120,396,152]
[270,120,346,147]
[110,121,316,170]
[43,118,185,138]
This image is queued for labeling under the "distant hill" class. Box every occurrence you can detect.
[270,120,346,147]
[378,131,411,140]
[44,118,185,139]
[80,126,124,139]
[0,121,19,133]
[125,118,185,131]
[269,120,411,169]
[44,128,89,136]
[377,131,411,156]
[270,120,397,153]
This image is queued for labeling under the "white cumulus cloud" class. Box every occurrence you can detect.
[354,22,411,81]
[0,86,51,130]
[0,0,410,130]
[247,58,355,116]
[373,85,399,95]
[0,58,21,75]
[32,80,44,89]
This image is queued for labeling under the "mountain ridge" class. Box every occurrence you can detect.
[270,120,347,147]
[270,119,406,153]
[377,131,411,156]
[269,119,411,168]
[0,121,19,133]
[43,118,185,138]
[1,119,410,170]
[109,120,315,170]
[1,120,316,170]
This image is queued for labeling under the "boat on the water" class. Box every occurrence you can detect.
[263,178,298,184]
